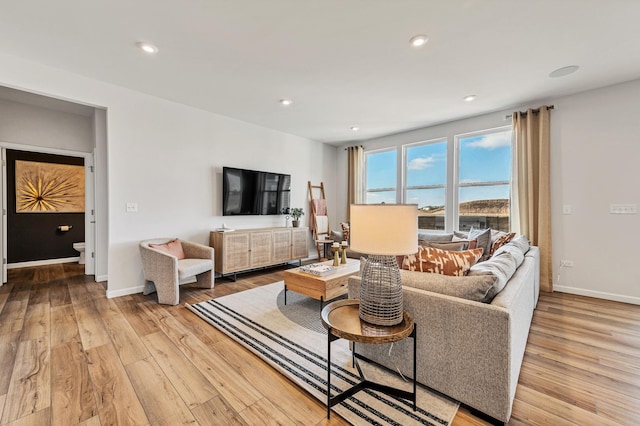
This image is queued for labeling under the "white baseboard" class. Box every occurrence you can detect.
[95,275,108,283]
[106,285,145,299]
[555,285,640,306]
[7,257,80,269]
[105,277,196,299]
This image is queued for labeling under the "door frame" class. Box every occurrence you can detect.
[0,142,96,283]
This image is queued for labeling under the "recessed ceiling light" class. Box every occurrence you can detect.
[279,99,293,106]
[136,42,158,54]
[409,35,429,47]
[350,126,360,131]
[549,65,579,78]
[463,95,477,102]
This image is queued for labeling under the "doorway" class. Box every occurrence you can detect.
[1,145,95,283]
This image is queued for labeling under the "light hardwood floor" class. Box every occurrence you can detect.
[0,263,638,425]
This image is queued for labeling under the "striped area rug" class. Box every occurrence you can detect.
[187,282,458,425]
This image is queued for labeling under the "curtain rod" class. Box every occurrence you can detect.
[344,144,364,150]
[505,105,554,120]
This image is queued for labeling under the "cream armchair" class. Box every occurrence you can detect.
[139,238,214,305]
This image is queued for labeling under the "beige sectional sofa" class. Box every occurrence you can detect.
[348,239,540,423]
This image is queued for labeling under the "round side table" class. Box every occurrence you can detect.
[320,299,417,419]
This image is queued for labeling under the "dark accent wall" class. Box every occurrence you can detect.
[7,150,85,263]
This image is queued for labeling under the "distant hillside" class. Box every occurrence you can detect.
[419,198,509,216]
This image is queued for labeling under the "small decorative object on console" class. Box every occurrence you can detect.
[290,207,305,227]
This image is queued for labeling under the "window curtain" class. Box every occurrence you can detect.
[512,106,553,292]
[346,145,364,221]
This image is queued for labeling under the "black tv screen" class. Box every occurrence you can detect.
[222,167,291,216]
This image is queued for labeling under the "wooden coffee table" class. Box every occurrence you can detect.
[283,258,360,310]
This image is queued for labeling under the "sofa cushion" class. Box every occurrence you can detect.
[491,235,529,266]
[178,258,213,279]
[400,269,497,302]
[500,234,530,255]
[469,227,492,261]
[453,230,468,239]
[402,246,484,276]
[418,232,453,243]
[451,237,478,249]
[423,241,469,251]
[495,243,525,266]
[149,239,185,260]
[468,250,518,300]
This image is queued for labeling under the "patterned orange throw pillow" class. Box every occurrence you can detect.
[402,246,484,276]
[340,222,350,241]
[489,232,516,257]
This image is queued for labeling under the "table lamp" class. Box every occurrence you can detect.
[349,204,418,326]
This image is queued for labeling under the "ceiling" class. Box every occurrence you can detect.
[1,1,639,145]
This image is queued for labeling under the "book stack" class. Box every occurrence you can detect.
[300,264,336,276]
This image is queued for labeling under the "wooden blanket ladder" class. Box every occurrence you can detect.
[308,181,331,259]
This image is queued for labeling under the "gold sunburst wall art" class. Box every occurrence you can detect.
[15,160,85,213]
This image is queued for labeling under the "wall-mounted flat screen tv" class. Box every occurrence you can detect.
[222,167,291,216]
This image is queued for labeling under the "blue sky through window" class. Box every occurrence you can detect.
[366,149,396,190]
[406,141,446,187]
[459,131,511,184]
[458,130,511,204]
[366,129,512,208]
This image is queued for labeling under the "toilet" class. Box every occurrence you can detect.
[73,242,86,264]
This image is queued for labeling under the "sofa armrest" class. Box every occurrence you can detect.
[181,240,214,260]
[348,275,513,421]
[139,244,179,283]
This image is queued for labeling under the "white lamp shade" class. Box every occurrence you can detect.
[349,204,418,255]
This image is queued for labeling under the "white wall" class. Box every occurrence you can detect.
[337,78,640,305]
[0,53,337,298]
[550,79,640,304]
[0,97,93,152]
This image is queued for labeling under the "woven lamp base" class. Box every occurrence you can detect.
[359,255,403,326]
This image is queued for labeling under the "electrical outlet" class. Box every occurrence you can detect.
[126,202,138,213]
[560,260,574,267]
[563,204,572,214]
[610,204,637,214]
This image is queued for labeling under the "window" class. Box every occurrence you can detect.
[362,125,512,233]
[404,140,447,230]
[365,149,397,204]
[456,128,512,232]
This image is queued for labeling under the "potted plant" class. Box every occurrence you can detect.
[290,208,304,227]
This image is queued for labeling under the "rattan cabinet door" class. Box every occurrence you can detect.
[249,230,274,268]
[222,232,250,273]
[291,228,309,259]
[273,229,292,262]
